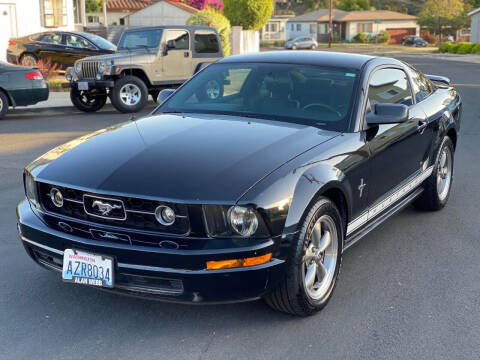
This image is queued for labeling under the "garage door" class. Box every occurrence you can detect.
[386,28,416,44]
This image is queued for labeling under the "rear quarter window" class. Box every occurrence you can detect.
[194,32,220,53]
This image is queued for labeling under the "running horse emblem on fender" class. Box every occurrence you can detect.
[92,200,122,216]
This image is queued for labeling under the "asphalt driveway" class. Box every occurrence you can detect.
[0,56,479,360]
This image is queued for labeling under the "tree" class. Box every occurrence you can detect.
[86,0,103,13]
[223,0,273,31]
[186,8,231,55]
[337,0,371,11]
[417,0,466,41]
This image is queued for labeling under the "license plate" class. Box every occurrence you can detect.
[62,249,114,288]
[78,81,89,91]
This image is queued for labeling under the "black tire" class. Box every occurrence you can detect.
[264,197,343,316]
[0,91,9,119]
[20,53,37,66]
[150,90,160,103]
[414,136,455,211]
[110,75,148,113]
[70,88,107,113]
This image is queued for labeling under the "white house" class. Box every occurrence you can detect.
[0,0,82,62]
[260,14,295,42]
[125,0,197,27]
[469,8,480,43]
[287,9,418,44]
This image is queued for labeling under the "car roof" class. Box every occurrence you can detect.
[218,51,375,70]
[124,25,215,32]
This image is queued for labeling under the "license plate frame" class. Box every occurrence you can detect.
[78,81,89,91]
[62,249,114,288]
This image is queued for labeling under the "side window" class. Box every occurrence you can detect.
[407,65,434,103]
[164,30,189,50]
[65,34,94,49]
[368,68,413,109]
[38,33,62,45]
[194,31,219,53]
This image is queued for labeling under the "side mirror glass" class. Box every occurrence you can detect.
[366,103,409,125]
[157,88,175,104]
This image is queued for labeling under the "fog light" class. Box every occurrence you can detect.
[206,253,272,270]
[50,188,64,208]
[155,205,176,226]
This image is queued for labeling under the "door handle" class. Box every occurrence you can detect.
[417,120,428,134]
[184,51,189,58]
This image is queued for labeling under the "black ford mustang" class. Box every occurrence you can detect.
[17,52,461,316]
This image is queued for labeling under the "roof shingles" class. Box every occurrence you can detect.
[289,9,416,23]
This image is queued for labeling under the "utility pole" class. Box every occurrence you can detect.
[328,0,333,48]
[103,0,108,30]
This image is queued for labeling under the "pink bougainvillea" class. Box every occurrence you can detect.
[188,0,223,11]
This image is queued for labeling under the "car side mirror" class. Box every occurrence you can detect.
[157,88,175,104]
[366,103,409,125]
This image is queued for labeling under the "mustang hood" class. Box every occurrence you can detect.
[29,114,338,202]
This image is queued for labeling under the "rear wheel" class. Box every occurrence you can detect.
[264,197,343,316]
[0,91,9,119]
[414,136,454,211]
[20,53,37,66]
[70,88,107,113]
[111,75,148,113]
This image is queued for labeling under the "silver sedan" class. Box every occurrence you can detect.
[285,37,318,50]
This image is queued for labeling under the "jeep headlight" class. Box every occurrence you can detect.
[74,62,82,73]
[24,172,40,210]
[98,62,106,73]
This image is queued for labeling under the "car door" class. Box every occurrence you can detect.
[35,32,64,66]
[364,67,431,209]
[161,29,192,82]
[63,34,98,67]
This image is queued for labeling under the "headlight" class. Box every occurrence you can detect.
[74,62,82,73]
[24,172,40,210]
[98,62,106,73]
[203,205,267,238]
[228,206,258,237]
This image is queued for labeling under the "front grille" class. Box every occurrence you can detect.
[81,61,101,79]
[38,182,190,235]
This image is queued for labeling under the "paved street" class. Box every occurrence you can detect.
[1,56,479,360]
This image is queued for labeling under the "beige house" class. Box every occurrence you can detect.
[287,9,418,44]
[124,0,197,27]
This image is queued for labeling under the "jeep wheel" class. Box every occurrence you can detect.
[111,76,148,113]
[70,88,107,113]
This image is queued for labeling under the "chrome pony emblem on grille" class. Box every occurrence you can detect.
[92,200,122,216]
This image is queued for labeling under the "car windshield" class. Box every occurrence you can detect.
[82,33,117,51]
[156,62,358,131]
[117,29,163,50]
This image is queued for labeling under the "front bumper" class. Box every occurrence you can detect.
[71,79,115,90]
[17,200,286,304]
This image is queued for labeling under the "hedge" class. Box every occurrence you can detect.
[352,32,369,43]
[223,0,273,31]
[439,41,480,54]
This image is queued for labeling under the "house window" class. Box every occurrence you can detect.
[290,23,294,31]
[270,23,278,33]
[318,23,328,34]
[310,23,316,34]
[296,24,301,31]
[42,0,68,27]
[357,23,373,33]
[87,15,100,24]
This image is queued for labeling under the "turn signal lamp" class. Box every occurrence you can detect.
[206,253,272,270]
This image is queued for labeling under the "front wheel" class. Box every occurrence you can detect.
[70,88,107,113]
[110,75,148,113]
[414,136,455,211]
[264,197,343,316]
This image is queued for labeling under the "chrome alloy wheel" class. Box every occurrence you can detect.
[437,144,453,201]
[119,83,141,106]
[302,215,338,301]
[0,96,3,112]
[205,80,221,99]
